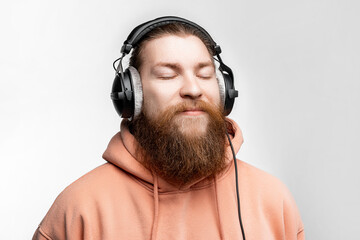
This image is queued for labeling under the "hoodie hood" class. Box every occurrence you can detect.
[102,118,244,192]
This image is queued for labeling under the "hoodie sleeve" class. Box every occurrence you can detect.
[31,197,70,240]
[297,228,305,240]
[32,226,53,240]
[282,184,305,239]
[31,183,88,240]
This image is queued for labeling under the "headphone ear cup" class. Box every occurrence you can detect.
[222,72,236,116]
[128,66,143,118]
[111,68,135,118]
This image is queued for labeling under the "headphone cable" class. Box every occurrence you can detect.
[226,132,246,240]
[112,54,128,97]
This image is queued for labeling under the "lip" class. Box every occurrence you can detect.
[181,109,205,116]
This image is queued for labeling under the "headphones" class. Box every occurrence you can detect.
[111,16,238,119]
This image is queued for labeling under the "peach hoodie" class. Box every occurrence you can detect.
[33,119,304,240]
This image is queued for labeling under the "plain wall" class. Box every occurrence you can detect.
[1,0,359,239]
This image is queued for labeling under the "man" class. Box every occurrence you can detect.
[33,17,304,239]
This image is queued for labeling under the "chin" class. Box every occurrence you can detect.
[174,114,209,137]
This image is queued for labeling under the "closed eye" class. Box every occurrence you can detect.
[157,75,177,80]
[197,65,215,80]
[197,75,213,79]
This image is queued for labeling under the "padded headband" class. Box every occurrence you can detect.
[121,16,222,56]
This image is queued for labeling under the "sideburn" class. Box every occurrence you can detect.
[129,101,228,187]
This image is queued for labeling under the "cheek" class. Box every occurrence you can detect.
[142,81,177,118]
[204,81,222,107]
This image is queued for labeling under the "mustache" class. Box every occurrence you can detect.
[159,100,223,120]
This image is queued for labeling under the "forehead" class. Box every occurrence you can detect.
[140,34,214,68]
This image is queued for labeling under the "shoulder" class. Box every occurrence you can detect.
[237,160,300,210]
[36,163,131,238]
[45,163,127,212]
[54,163,129,207]
[238,160,291,197]
[237,160,304,236]
[41,163,121,211]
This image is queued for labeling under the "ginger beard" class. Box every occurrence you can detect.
[130,100,228,186]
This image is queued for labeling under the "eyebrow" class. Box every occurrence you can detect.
[153,62,182,71]
[153,60,215,71]
[196,61,215,70]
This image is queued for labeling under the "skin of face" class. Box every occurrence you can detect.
[139,34,221,135]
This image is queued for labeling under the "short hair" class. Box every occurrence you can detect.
[129,23,215,71]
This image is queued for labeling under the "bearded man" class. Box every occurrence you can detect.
[33,17,304,240]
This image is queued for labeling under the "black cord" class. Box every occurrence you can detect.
[113,57,122,72]
[226,132,246,240]
[112,54,127,93]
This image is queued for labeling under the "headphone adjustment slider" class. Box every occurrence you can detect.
[121,44,133,54]
[215,45,222,55]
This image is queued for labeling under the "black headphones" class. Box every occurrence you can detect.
[111,16,238,119]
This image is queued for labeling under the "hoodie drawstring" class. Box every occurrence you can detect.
[151,173,159,240]
[214,176,225,239]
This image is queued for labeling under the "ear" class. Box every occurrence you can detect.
[128,66,143,118]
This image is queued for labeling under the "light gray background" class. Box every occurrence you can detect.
[1,0,359,239]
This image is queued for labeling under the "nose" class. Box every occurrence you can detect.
[179,73,203,100]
